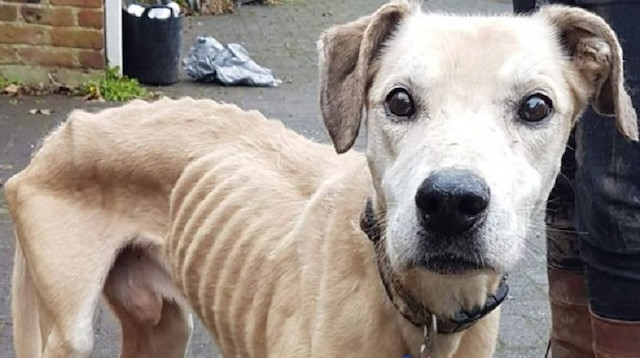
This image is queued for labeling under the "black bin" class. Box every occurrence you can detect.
[122,5,183,86]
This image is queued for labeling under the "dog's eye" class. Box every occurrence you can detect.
[519,94,553,123]
[385,88,415,119]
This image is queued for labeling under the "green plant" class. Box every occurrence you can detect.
[81,67,148,101]
[0,75,20,88]
[0,74,26,95]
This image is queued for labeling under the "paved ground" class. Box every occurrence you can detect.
[0,0,551,357]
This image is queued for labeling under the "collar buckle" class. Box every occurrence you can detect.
[419,316,438,357]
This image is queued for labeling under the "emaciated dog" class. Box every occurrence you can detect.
[5,1,638,357]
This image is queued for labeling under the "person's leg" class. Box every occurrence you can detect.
[547,134,595,358]
[574,2,640,357]
[576,111,640,358]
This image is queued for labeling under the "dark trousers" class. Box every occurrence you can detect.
[514,0,640,320]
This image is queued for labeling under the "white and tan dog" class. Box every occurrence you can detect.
[5,2,638,358]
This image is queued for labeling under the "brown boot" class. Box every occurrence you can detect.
[591,312,640,358]
[548,266,595,358]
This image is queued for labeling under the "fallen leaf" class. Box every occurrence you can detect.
[4,84,19,96]
[28,108,53,115]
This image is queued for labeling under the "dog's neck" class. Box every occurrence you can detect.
[359,198,509,353]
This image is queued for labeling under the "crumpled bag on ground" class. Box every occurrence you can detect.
[183,36,281,87]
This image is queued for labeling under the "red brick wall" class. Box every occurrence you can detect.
[0,0,105,82]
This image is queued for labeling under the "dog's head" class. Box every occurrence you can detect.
[318,2,637,279]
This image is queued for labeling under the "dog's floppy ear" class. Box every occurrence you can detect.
[539,5,639,141]
[317,1,415,153]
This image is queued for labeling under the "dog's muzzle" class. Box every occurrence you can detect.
[360,198,509,334]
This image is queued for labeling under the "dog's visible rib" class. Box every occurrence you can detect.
[5,98,294,358]
[162,103,368,357]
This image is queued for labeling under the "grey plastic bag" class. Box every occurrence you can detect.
[183,36,281,87]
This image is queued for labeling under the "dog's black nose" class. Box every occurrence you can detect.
[415,169,490,235]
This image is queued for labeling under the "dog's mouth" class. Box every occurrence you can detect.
[407,227,496,275]
[410,253,492,275]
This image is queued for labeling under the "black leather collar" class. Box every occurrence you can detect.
[360,198,509,335]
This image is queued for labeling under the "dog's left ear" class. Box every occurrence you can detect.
[539,5,639,141]
[317,1,416,153]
